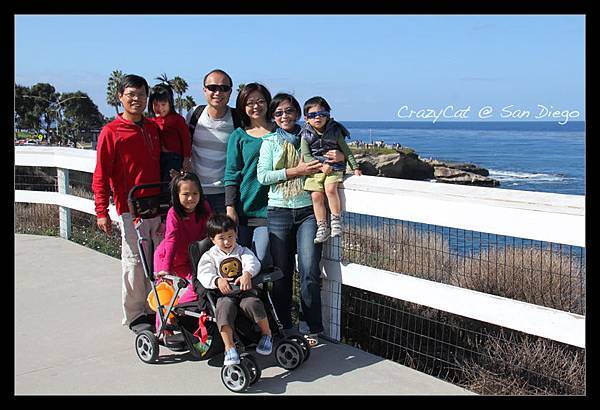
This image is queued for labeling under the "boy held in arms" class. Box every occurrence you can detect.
[197,214,273,365]
[301,96,362,244]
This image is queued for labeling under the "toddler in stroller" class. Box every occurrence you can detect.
[193,215,312,392]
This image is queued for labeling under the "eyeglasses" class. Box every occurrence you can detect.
[246,99,266,107]
[273,108,297,118]
[205,84,232,93]
[306,111,330,119]
[123,92,147,101]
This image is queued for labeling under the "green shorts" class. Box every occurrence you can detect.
[303,171,344,192]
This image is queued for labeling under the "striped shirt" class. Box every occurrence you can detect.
[187,106,235,195]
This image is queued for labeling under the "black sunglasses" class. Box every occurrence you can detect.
[205,84,232,92]
[273,108,297,118]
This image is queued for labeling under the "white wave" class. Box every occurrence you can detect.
[489,169,570,183]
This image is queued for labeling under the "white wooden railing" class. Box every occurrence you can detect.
[15,146,586,349]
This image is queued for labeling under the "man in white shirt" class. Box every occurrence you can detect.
[186,69,239,214]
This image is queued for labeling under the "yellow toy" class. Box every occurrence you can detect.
[147,281,179,320]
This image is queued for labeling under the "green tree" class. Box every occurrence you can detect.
[106,69,123,115]
[171,76,189,114]
[61,91,105,146]
[28,83,60,138]
[183,95,196,113]
[15,84,39,133]
[237,83,246,93]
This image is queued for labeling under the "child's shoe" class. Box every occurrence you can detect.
[256,335,273,355]
[314,220,330,244]
[330,214,342,237]
[224,347,240,365]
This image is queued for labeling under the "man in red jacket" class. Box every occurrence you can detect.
[92,74,163,333]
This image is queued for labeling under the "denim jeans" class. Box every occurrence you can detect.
[268,206,323,333]
[160,152,183,192]
[205,193,226,215]
[238,224,272,269]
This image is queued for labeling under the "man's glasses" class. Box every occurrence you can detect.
[205,84,232,93]
[246,99,266,107]
[123,92,147,101]
[306,111,330,119]
[273,108,297,118]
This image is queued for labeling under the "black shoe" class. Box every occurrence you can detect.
[129,315,153,334]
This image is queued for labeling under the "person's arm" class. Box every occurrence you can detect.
[197,252,220,290]
[224,130,243,222]
[301,137,317,163]
[257,139,287,186]
[240,247,261,278]
[337,135,360,171]
[92,126,115,233]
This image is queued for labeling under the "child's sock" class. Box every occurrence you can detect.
[330,214,342,237]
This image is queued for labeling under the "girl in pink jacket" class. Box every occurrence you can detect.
[153,172,212,333]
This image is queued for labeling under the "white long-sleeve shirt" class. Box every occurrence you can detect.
[197,243,261,289]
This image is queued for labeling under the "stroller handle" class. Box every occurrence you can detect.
[127,182,167,204]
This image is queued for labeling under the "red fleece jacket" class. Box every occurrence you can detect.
[149,112,192,157]
[92,114,161,218]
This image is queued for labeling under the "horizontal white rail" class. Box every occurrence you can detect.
[322,260,585,348]
[15,147,586,348]
[340,175,585,247]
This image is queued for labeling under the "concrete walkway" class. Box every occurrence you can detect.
[15,234,474,395]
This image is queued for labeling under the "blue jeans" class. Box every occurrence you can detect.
[238,225,272,269]
[268,206,323,333]
[205,193,226,215]
[160,152,183,192]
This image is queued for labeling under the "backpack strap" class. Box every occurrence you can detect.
[188,104,207,138]
[188,105,241,137]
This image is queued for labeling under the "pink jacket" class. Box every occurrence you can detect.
[154,201,212,275]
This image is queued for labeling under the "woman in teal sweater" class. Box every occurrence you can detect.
[257,93,344,346]
[224,83,274,266]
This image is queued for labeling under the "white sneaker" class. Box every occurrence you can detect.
[330,215,342,237]
[314,221,330,244]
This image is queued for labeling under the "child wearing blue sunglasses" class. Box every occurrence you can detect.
[300,96,362,243]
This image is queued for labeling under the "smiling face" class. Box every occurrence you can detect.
[119,86,148,117]
[152,99,171,117]
[177,180,200,214]
[273,100,299,132]
[305,104,330,132]
[211,228,237,254]
[203,72,232,110]
[244,90,268,123]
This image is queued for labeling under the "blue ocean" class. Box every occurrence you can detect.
[341,121,585,196]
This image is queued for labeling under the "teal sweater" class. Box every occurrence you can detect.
[256,133,313,209]
[224,128,272,220]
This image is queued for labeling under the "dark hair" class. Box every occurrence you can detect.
[269,93,301,120]
[206,214,237,239]
[235,82,272,128]
[203,69,233,87]
[303,96,331,116]
[170,172,206,220]
[118,74,149,96]
[148,84,175,116]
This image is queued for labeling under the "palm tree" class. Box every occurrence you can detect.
[237,83,246,93]
[106,70,123,115]
[155,72,171,87]
[171,76,189,114]
[183,95,196,113]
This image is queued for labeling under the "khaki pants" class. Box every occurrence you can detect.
[118,212,163,326]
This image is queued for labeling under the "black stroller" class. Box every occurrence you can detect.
[128,182,216,363]
[128,183,311,392]
[189,239,312,393]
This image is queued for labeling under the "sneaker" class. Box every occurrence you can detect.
[330,214,342,237]
[256,335,273,355]
[224,347,240,365]
[314,221,330,244]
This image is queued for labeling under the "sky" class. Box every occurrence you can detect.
[14,15,585,121]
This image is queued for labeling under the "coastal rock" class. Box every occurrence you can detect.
[351,149,499,187]
[355,152,435,180]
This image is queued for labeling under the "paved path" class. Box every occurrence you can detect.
[14,234,474,395]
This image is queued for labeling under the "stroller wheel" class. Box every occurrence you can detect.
[275,340,305,370]
[286,335,311,362]
[221,363,251,393]
[240,354,261,385]
[135,330,159,363]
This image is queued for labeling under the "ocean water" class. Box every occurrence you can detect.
[342,121,585,196]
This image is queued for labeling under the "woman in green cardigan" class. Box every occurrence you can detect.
[223,83,274,266]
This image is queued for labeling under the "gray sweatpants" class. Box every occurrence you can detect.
[216,290,267,331]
